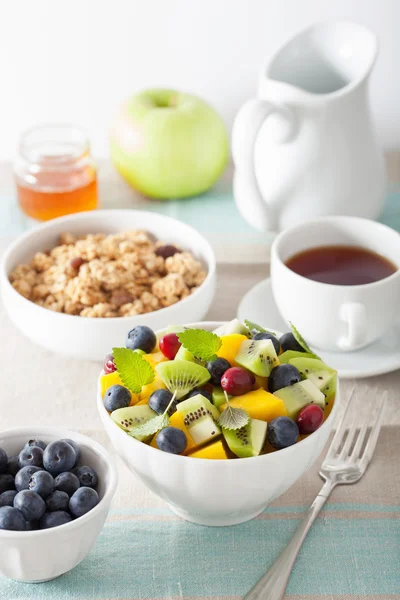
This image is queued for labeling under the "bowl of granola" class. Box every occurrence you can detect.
[1,210,215,360]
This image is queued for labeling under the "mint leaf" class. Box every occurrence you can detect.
[128,390,177,440]
[128,413,169,439]
[217,391,250,430]
[178,329,222,362]
[112,347,155,394]
[289,323,320,359]
[244,320,276,336]
[219,406,249,430]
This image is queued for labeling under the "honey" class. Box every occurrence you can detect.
[14,125,98,221]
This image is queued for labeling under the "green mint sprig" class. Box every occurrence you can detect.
[178,329,222,362]
[289,323,320,359]
[218,391,249,430]
[112,347,155,394]
[129,391,177,439]
[244,320,276,336]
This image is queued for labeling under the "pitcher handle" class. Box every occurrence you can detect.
[232,99,296,231]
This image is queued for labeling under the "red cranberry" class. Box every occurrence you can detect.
[159,333,182,360]
[104,354,116,374]
[296,404,324,435]
[221,367,255,396]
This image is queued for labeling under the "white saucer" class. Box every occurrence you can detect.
[238,278,400,379]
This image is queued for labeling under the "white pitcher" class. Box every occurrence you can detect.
[232,21,386,232]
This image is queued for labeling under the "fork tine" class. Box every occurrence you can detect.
[350,424,368,459]
[359,391,387,467]
[325,386,356,460]
[338,426,358,460]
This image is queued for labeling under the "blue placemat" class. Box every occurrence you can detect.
[0,504,398,598]
[1,424,399,599]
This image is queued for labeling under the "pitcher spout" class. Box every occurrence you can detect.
[265,20,378,98]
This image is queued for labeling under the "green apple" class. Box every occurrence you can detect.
[110,89,229,199]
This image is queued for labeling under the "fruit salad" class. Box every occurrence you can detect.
[100,319,337,460]
[0,439,99,531]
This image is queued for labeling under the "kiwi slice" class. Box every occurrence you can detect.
[235,339,279,377]
[223,418,267,458]
[174,344,205,366]
[290,357,337,401]
[213,319,250,337]
[174,345,196,362]
[156,360,210,400]
[212,387,231,410]
[279,350,315,364]
[111,405,157,441]
[176,396,221,446]
[273,380,325,419]
[188,393,220,420]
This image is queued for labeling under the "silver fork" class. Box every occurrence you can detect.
[243,388,387,600]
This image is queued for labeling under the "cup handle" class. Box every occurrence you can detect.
[338,302,367,351]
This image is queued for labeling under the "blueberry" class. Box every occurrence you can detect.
[15,466,42,492]
[104,385,131,412]
[0,490,17,507]
[7,456,20,477]
[267,417,299,450]
[187,388,213,402]
[0,474,15,494]
[206,358,231,386]
[126,325,156,353]
[27,470,54,498]
[46,490,70,512]
[26,519,40,531]
[60,439,80,466]
[149,389,174,415]
[24,439,47,451]
[268,364,301,393]
[43,441,76,476]
[40,511,72,529]
[280,332,305,353]
[55,472,80,497]
[18,446,44,469]
[156,427,187,454]
[253,332,281,355]
[69,487,99,518]
[74,466,98,489]
[0,506,26,531]
[14,490,46,521]
[0,447,8,474]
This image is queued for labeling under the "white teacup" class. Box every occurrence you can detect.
[271,216,400,352]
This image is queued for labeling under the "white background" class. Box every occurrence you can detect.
[1,0,399,159]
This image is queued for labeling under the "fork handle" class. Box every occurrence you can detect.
[243,480,336,600]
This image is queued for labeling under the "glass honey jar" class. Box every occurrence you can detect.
[14,124,98,221]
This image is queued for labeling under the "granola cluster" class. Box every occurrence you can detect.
[9,230,207,318]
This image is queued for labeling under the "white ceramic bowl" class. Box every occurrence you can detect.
[1,210,216,361]
[0,427,118,583]
[97,321,339,526]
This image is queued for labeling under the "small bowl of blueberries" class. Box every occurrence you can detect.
[0,427,118,582]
